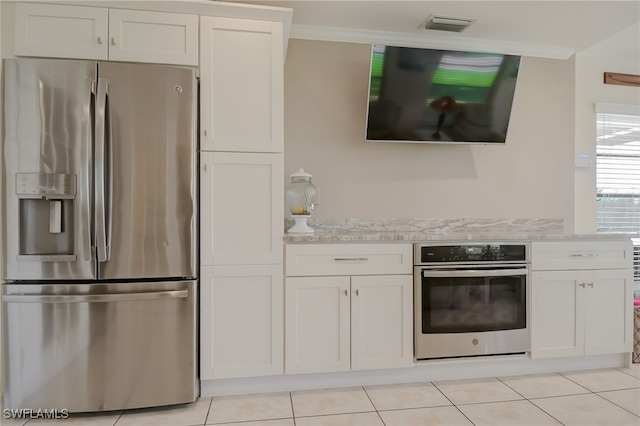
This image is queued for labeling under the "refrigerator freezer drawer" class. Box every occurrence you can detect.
[2,280,198,412]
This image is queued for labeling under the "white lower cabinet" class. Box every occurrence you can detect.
[285,276,350,373]
[285,274,413,374]
[530,240,633,359]
[285,243,414,374]
[200,265,283,380]
[350,275,413,370]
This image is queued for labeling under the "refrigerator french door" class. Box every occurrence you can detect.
[2,58,199,412]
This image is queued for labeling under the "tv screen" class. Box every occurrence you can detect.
[365,44,521,144]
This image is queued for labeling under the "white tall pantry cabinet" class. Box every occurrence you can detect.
[199,16,285,380]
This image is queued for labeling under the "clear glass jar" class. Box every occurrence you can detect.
[285,168,318,216]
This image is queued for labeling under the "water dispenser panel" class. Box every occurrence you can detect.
[16,173,76,199]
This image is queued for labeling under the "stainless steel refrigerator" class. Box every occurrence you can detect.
[2,58,198,412]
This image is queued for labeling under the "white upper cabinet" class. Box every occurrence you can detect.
[108,9,198,65]
[14,3,198,65]
[200,16,284,153]
[15,3,108,60]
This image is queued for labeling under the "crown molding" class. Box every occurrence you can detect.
[290,24,574,60]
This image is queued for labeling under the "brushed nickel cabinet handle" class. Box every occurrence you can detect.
[334,257,368,262]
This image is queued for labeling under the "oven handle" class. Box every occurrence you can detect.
[422,268,528,278]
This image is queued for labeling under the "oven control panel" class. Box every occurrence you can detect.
[416,243,527,264]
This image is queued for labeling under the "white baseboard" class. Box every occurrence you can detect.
[201,353,627,397]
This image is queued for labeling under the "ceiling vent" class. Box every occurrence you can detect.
[422,15,475,32]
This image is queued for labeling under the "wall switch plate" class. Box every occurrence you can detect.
[575,152,592,169]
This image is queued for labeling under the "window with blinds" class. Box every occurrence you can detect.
[596,108,640,233]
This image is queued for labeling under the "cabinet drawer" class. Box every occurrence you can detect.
[531,240,633,271]
[286,244,413,276]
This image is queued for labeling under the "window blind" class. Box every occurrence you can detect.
[596,110,640,233]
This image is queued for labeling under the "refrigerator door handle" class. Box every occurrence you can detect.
[82,77,94,261]
[95,77,109,262]
[106,80,114,261]
[2,290,189,304]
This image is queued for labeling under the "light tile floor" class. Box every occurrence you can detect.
[3,366,639,426]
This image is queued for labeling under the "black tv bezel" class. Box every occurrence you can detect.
[364,43,521,145]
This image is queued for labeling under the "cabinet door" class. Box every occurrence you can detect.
[583,269,632,355]
[200,152,283,266]
[200,16,284,152]
[285,276,350,374]
[351,275,413,370]
[200,265,283,380]
[15,3,108,60]
[108,9,198,65]
[531,271,583,358]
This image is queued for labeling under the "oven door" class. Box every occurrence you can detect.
[414,265,530,359]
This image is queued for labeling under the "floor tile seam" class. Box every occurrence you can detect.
[451,403,475,426]
[592,390,640,418]
[515,389,593,400]
[616,366,640,379]
[293,409,377,419]
[109,410,125,426]
[556,373,604,393]
[202,396,215,426]
[374,404,476,426]
[373,403,454,412]
[449,396,526,406]
[496,375,539,401]
[289,391,296,426]
[359,384,378,413]
[430,381,464,408]
[594,385,640,392]
[524,398,568,426]
[206,415,295,425]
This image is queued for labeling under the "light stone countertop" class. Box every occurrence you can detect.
[283,218,639,243]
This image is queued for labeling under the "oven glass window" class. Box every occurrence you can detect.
[421,274,526,333]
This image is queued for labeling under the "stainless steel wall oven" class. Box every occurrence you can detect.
[414,242,530,360]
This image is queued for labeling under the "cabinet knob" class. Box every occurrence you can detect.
[111,37,116,46]
[579,283,586,288]
[344,289,348,296]
[355,289,359,296]
[587,282,594,288]
[97,37,103,45]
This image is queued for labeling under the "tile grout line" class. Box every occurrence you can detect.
[361,384,388,426]
[592,390,640,419]
[431,379,480,425]
[496,373,568,425]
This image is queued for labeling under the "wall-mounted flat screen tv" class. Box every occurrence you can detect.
[365,44,521,144]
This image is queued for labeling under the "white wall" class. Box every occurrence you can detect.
[574,23,640,233]
[284,39,576,230]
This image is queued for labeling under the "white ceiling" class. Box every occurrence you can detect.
[224,0,640,58]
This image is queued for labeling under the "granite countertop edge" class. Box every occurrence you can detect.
[283,231,639,243]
